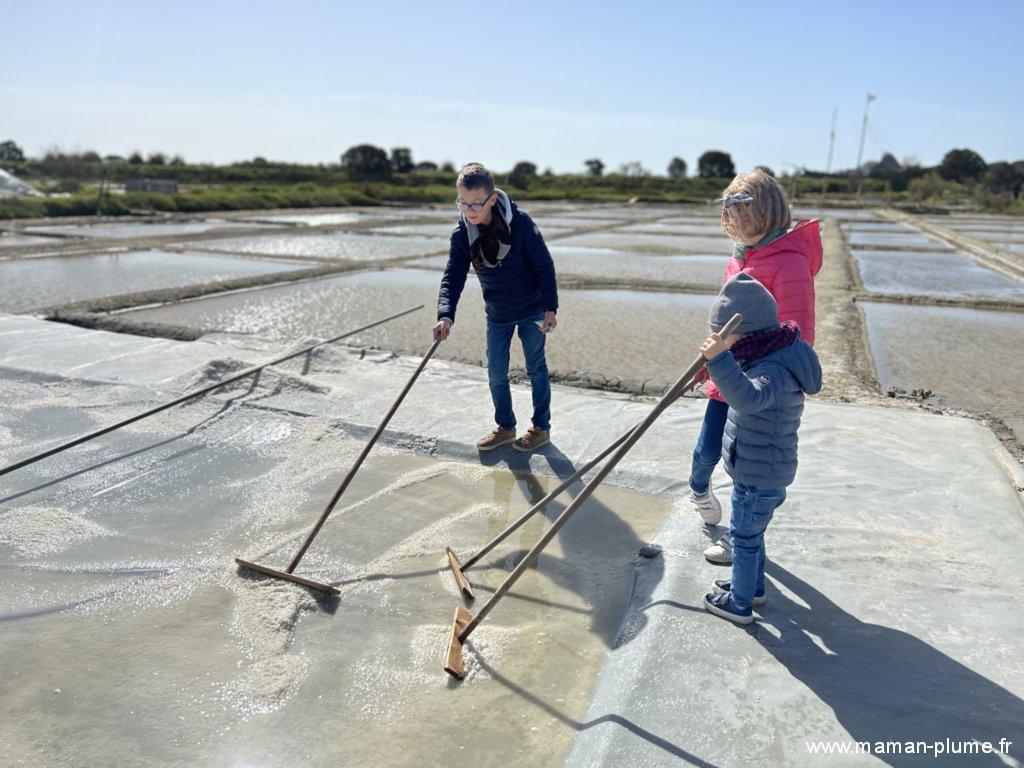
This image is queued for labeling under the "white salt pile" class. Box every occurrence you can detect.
[0,506,112,557]
[220,575,319,715]
[349,622,528,722]
[344,501,506,598]
[244,464,450,563]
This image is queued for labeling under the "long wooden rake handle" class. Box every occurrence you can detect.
[458,313,742,643]
[285,337,442,573]
[458,365,710,574]
[460,429,631,572]
[0,305,425,479]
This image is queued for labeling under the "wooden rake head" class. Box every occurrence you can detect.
[234,557,341,596]
[445,547,475,600]
[443,605,472,679]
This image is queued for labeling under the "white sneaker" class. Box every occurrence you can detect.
[688,489,722,525]
[704,533,732,565]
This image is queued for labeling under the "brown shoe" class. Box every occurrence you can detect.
[476,426,517,451]
[512,426,550,452]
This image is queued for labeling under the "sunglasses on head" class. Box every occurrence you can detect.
[721,192,754,209]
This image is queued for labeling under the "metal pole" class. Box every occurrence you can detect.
[856,92,876,200]
[0,305,424,479]
[821,106,837,203]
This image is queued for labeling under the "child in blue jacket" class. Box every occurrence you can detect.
[698,273,822,624]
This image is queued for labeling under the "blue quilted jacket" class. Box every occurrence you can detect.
[705,333,822,490]
[436,200,558,324]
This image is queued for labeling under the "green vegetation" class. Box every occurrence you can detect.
[1,141,1021,220]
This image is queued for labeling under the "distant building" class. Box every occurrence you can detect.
[125,178,178,194]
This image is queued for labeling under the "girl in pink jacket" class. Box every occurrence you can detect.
[688,170,823,564]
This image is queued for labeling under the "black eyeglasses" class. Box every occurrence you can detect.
[455,197,491,212]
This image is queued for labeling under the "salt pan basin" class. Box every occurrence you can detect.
[119,268,716,392]
[0,337,669,768]
[0,251,309,313]
[1,313,1022,767]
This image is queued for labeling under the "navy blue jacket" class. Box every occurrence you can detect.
[436,201,559,324]
[706,333,822,490]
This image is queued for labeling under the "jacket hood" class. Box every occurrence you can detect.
[746,219,823,277]
[760,332,822,395]
[462,188,513,245]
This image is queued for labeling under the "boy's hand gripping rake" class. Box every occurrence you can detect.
[443,313,742,678]
[235,338,442,595]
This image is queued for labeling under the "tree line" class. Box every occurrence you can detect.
[2,139,1022,200]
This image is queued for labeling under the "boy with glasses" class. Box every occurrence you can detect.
[433,163,559,452]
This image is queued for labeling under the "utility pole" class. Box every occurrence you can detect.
[820,106,837,203]
[96,158,107,217]
[855,92,876,200]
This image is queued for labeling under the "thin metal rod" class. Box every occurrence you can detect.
[0,305,424,479]
[459,313,743,643]
[285,338,442,573]
[460,367,707,573]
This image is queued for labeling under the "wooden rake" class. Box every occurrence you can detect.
[445,356,715,600]
[443,314,742,678]
[235,338,442,595]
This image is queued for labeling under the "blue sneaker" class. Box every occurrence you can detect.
[703,591,754,625]
[712,579,766,605]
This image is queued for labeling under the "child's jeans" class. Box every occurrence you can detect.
[689,399,730,494]
[485,311,551,432]
[729,482,787,610]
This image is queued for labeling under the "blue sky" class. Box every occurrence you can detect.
[2,0,1020,174]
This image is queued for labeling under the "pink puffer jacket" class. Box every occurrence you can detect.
[705,219,823,402]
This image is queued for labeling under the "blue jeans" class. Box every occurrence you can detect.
[486,311,551,431]
[729,482,786,609]
[689,399,730,494]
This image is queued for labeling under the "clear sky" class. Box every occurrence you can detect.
[2,0,1020,174]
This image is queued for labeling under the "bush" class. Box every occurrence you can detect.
[0,140,25,162]
[390,147,414,173]
[698,150,735,178]
[508,161,537,188]
[341,144,392,180]
[909,173,951,203]
[939,148,986,183]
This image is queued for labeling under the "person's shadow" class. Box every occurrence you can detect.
[475,440,663,649]
[755,561,1024,767]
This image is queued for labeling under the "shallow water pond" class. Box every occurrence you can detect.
[120,268,717,391]
[549,247,726,285]
[0,231,61,248]
[846,228,949,250]
[557,232,729,255]
[852,249,1024,300]
[185,232,448,261]
[25,219,277,239]
[862,301,1024,442]
[0,251,309,313]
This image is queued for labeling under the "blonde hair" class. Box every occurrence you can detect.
[719,169,791,242]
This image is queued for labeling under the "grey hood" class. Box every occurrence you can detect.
[463,188,513,268]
